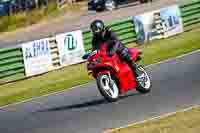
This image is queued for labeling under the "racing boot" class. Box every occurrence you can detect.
[125,53,140,78]
[117,45,140,78]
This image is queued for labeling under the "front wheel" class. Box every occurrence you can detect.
[136,65,152,93]
[96,73,119,102]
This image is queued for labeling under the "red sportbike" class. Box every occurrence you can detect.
[82,43,151,102]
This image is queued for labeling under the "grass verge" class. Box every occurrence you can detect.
[0,1,86,33]
[0,29,200,107]
[108,106,200,133]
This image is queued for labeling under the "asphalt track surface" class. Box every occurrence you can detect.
[0,50,199,133]
[0,0,176,48]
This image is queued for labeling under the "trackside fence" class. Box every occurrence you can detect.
[82,17,136,52]
[0,0,200,85]
[180,0,200,31]
[0,47,25,84]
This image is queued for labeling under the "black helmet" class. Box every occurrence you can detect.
[90,19,105,37]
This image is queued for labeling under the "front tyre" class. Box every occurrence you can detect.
[136,65,152,94]
[97,73,119,102]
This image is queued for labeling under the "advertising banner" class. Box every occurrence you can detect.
[22,38,53,77]
[134,5,183,44]
[55,30,85,66]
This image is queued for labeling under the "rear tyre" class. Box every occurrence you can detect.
[136,65,152,94]
[97,73,119,102]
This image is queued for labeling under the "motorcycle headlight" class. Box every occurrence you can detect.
[87,62,95,70]
[87,57,102,70]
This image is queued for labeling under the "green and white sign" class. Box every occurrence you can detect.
[64,34,77,50]
[56,30,85,66]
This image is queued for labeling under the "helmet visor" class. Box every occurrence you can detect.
[91,22,104,36]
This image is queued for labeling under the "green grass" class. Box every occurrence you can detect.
[136,32,200,65]
[0,29,200,106]
[0,1,86,33]
[108,107,200,133]
[0,2,57,32]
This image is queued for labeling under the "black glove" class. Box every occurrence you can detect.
[82,53,90,60]
[106,40,119,57]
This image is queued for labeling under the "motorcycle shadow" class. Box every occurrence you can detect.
[36,92,142,113]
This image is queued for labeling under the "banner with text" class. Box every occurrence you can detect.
[56,30,85,66]
[134,5,183,44]
[22,38,54,77]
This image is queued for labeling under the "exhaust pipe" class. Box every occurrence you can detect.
[138,50,143,55]
[136,56,142,62]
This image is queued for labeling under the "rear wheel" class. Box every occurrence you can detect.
[97,73,119,102]
[136,65,151,93]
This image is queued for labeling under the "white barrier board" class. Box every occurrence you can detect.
[56,30,85,66]
[134,5,183,43]
[22,38,53,77]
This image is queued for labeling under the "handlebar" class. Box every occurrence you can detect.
[82,50,99,60]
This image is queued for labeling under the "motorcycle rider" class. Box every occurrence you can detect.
[90,19,138,75]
